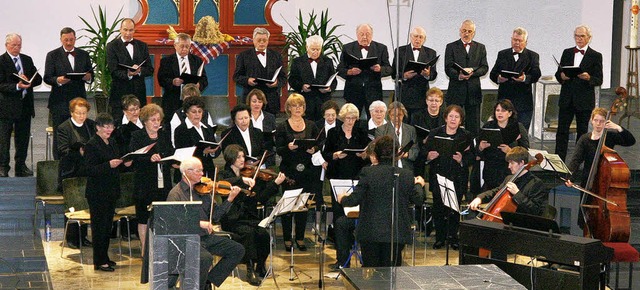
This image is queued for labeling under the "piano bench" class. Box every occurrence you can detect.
[603,242,639,290]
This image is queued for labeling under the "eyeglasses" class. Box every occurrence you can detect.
[188,168,204,173]
[344,116,358,120]
[126,107,140,113]
[574,34,587,38]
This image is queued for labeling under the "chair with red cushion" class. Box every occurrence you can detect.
[603,242,639,290]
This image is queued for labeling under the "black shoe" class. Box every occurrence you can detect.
[432,241,445,249]
[256,263,266,278]
[107,260,116,267]
[94,264,115,272]
[66,242,79,249]
[246,262,261,286]
[295,240,307,251]
[82,238,93,247]
[284,241,293,252]
[15,166,33,177]
[0,168,7,177]
[450,242,459,250]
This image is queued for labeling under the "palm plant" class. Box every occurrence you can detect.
[283,9,344,67]
[78,5,123,99]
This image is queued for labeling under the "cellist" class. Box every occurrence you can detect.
[469,146,548,216]
[564,107,635,229]
[565,107,636,189]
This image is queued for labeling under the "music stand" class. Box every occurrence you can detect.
[436,174,460,266]
[500,211,561,234]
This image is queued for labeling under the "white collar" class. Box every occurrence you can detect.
[325,120,336,129]
[576,45,589,51]
[368,118,387,130]
[121,114,143,129]
[252,111,265,123]
[70,118,84,127]
[122,37,134,43]
[185,117,207,129]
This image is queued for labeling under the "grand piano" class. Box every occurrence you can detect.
[459,219,613,290]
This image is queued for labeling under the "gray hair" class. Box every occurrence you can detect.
[513,27,528,42]
[461,19,476,31]
[306,35,324,49]
[180,156,202,174]
[175,33,191,43]
[253,27,270,39]
[575,24,592,38]
[5,33,21,44]
[356,23,374,33]
[369,100,387,112]
[411,26,426,38]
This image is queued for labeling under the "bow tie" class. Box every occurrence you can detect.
[359,45,369,51]
[308,58,317,63]
[574,48,585,55]
[66,51,76,57]
[124,41,132,47]
[256,51,265,56]
[512,51,520,56]
[463,42,472,48]
[412,47,420,51]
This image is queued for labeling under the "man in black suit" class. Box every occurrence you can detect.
[44,27,94,160]
[490,27,541,130]
[0,33,42,177]
[106,18,153,121]
[444,19,488,135]
[233,27,286,114]
[337,24,392,119]
[392,26,438,120]
[288,35,337,121]
[220,104,264,159]
[554,25,603,161]
[158,33,208,124]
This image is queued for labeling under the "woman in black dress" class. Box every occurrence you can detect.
[84,113,132,271]
[275,93,320,251]
[247,88,276,165]
[476,99,529,191]
[424,105,474,250]
[114,95,143,158]
[128,104,174,254]
[174,96,219,177]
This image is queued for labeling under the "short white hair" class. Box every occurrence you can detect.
[356,23,373,33]
[253,27,270,39]
[369,100,387,112]
[306,35,324,49]
[411,26,426,37]
[5,33,21,44]
[179,156,202,174]
[575,24,592,38]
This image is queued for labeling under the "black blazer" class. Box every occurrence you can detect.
[0,52,42,119]
[444,39,488,106]
[157,53,208,118]
[288,55,337,102]
[489,48,541,112]
[554,46,603,111]
[392,44,438,109]
[341,164,424,245]
[106,38,154,108]
[173,122,218,176]
[44,46,94,115]
[232,48,286,110]
[337,41,392,104]
[220,125,264,158]
[56,118,96,157]
[129,128,174,193]
[321,124,369,180]
[114,119,143,157]
[83,135,124,201]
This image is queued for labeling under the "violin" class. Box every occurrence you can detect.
[240,165,295,185]
[194,177,255,197]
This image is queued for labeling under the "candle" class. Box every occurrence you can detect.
[632,0,639,48]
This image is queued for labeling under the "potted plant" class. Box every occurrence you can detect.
[78,5,123,113]
[283,9,345,67]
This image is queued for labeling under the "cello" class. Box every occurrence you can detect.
[580,87,631,242]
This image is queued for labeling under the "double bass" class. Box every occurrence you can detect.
[580,87,630,242]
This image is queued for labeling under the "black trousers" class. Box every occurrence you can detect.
[228,223,269,265]
[334,215,356,266]
[463,104,480,136]
[431,184,462,243]
[360,241,404,267]
[0,116,31,170]
[200,234,244,288]
[555,106,591,161]
[88,195,116,266]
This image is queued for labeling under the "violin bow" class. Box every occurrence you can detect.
[250,151,268,189]
[209,166,219,226]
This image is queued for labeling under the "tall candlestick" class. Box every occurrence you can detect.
[632,0,639,48]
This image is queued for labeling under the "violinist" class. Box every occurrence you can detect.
[565,107,636,188]
[166,157,244,289]
[220,104,264,161]
[218,145,286,285]
[470,146,547,216]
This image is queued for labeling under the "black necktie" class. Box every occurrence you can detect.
[512,51,520,56]
[412,47,420,51]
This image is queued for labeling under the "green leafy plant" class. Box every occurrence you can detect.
[78,5,123,98]
[283,9,344,67]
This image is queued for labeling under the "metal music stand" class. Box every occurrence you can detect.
[437,174,460,266]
